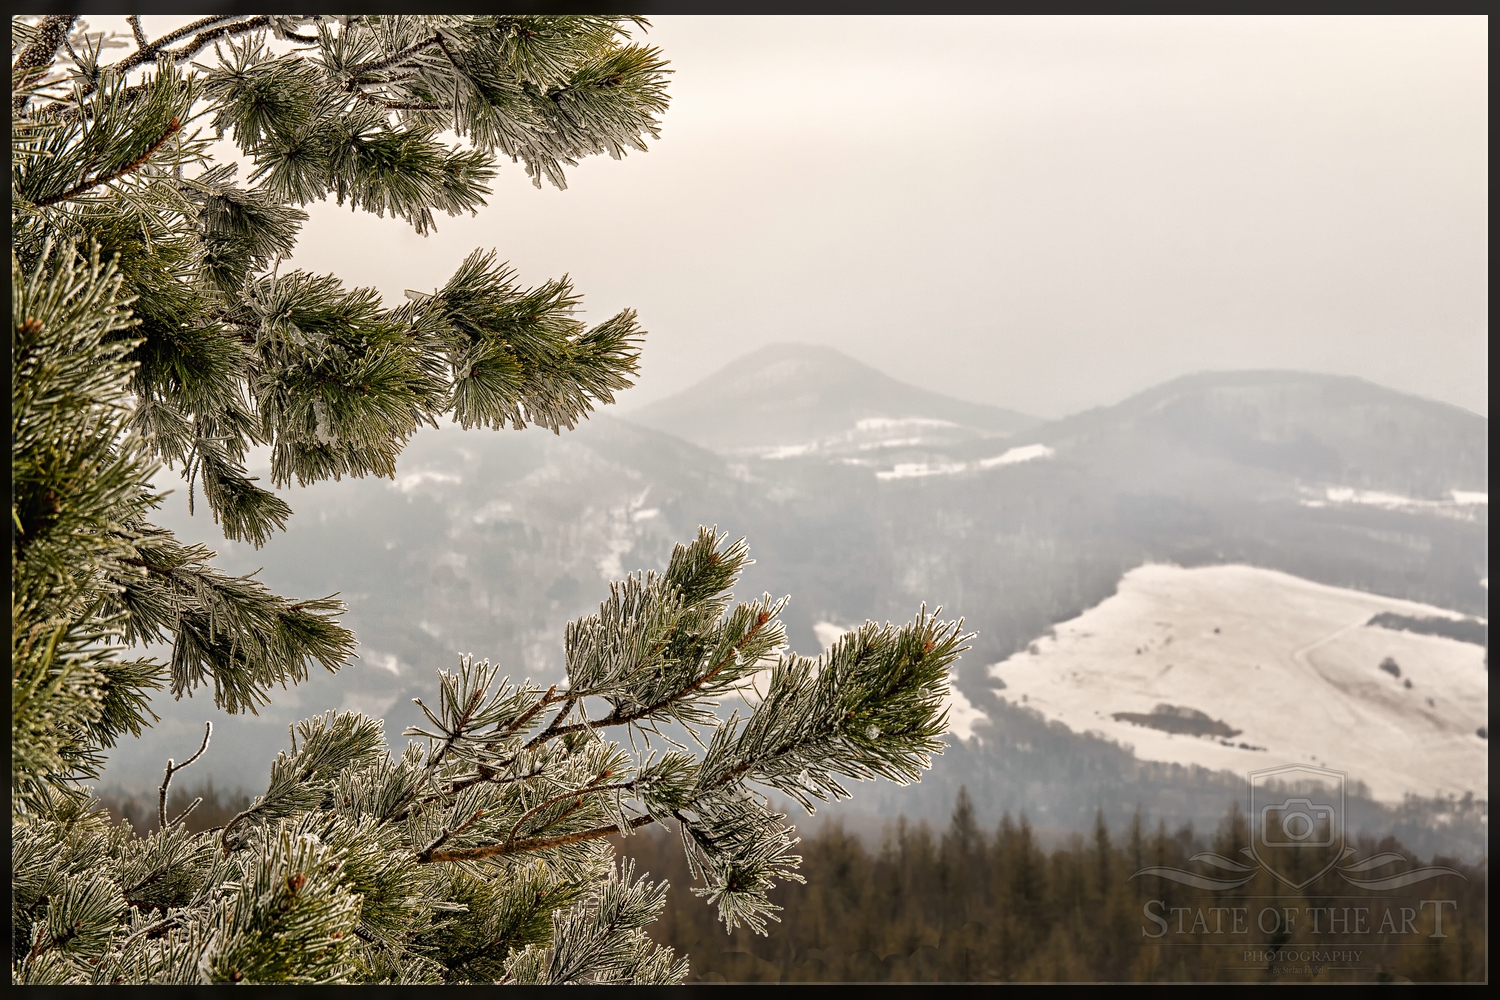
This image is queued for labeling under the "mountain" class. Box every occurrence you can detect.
[102,347,1487,856]
[626,343,1040,454]
[1034,369,1488,501]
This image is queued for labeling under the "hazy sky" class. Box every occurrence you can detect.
[102,16,1491,417]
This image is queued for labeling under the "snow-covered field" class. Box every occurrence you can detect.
[987,564,1488,803]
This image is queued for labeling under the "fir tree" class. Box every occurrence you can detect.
[12,15,968,983]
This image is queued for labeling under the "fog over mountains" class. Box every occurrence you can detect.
[107,345,1488,856]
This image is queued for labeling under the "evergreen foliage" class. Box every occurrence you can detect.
[12,15,965,983]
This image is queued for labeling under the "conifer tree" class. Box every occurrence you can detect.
[12,15,967,983]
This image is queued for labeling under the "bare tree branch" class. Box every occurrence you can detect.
[158,722,212,830]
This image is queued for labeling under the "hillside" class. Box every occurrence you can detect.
[101,346,1487,854]
[626,343,1039,454]
[987,563,1487,802]
[1038,370,1488,500]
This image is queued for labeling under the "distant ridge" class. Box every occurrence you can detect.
[1035,369,1489,498]
[624,343,1039,452]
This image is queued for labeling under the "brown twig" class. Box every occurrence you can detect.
[414,806,487,863]
[34,117,182,209]
[94,15,266,85]
[158,722,212,830]
[390,764,545,825]
[352,93,448,113]
[544,611,773,741]
[502,685,559,741]
[119,914,180,950]
[347,34,443,79]
[422,813,657,863]
[522,694,576,750]
[126,15,149,52]
[428,686,486,770]
[503,776,635,850]
[391,686,561,825]
[220,803,257,855]
[168,796,204,830]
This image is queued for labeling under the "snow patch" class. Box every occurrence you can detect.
[855,417,959,432]
[945,685,989,743]
[874,444,1054,481]
[598,537,634,581]
[990,563,1488,802]
[857,437,925,451]
[877,461,969,481]
[758,443,819,460]
[598,489,652,580]
[1303,486,1487,517]
[978,443,1056,468]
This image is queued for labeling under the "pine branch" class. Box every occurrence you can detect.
[347,34,444,79]
[119,914,182,950]
[351,93,449,112]
[33,117,182,208]
[546,609,773,740]
[423,814,657,863]
[501,685,560,740]
[428,687,486,769]
[96,15,270,83]
[502,777,635,851]
[522,695,578,749]
[415,805,488,862]
[126,15,149,52]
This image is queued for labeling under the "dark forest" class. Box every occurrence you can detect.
[100,784,1485,983]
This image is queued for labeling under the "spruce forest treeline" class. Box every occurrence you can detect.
[619,789,1487,983]
[96,783,1486,983]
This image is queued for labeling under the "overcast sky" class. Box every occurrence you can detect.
[106,16,1490,418]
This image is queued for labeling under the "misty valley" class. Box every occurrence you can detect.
[105,344,1487,867]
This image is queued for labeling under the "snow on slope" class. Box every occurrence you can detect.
[874,444,1055,480]
[989,564,1488,803]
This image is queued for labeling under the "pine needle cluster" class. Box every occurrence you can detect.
[12,15,967,984]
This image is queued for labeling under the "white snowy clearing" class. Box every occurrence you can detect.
[875,444,1055,481]
[988,564,1488,803]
